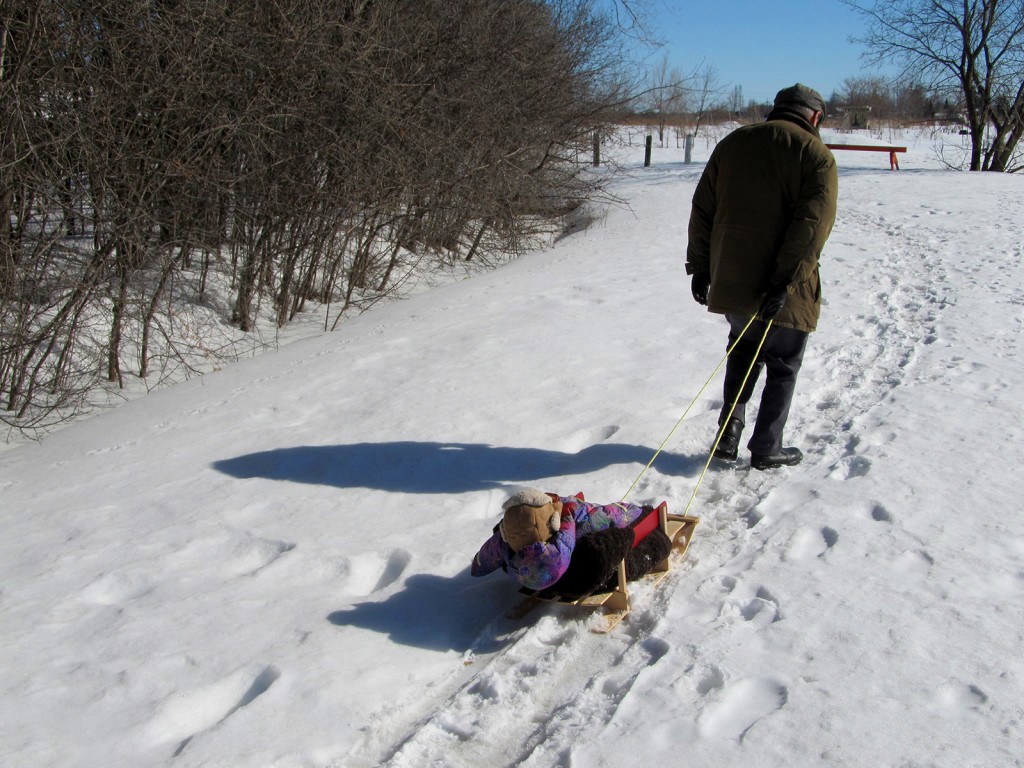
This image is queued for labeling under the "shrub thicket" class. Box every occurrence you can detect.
[1,0,633,432]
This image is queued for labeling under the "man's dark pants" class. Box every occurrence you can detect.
[720,314,808,456]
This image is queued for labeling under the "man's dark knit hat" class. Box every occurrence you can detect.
[774,83,826,114]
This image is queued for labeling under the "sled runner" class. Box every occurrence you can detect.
[510,506,699,633]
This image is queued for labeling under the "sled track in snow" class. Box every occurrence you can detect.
[338,576,683,767]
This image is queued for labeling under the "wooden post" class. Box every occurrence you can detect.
[685,133,694,164]
[592,131,600,167]
[644,135,652,167]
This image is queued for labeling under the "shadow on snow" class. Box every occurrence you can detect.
[212,440,699,495]
[327,568,518,654]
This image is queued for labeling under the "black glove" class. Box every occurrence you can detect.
[691,272,710,305]
[759,286,788,320]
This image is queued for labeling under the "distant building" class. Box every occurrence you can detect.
[836,106,872,130]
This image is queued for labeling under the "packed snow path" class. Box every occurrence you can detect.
[2,135,1023,768]
[342,168,1024,768]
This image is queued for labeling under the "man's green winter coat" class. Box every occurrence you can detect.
[686,110,838,332]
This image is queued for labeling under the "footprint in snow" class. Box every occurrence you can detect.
[870,503,893,523]
[742,507,765,529]
[894,548,935,575]
[338,549,412,596]
[222,535,296,578]
[143,664,281,756]
[696,665,726,696]
[719,586,782,628]
[698,677,789,741]
[935,682,990,713]
[163,530,296,580]
[696,574,738,601]
[738,587,783,627]
[559,424,621,454]
[80,569,156,605]
[784,526,839,561]
[829,454,872,480]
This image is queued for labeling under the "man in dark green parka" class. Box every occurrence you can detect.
[686,83,838,470]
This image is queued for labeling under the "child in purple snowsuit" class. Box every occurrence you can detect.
[471,488,653,591]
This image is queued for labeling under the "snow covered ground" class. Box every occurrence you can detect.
[2,127,1023,768]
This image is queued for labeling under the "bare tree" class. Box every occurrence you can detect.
[836,75,897,117]
[645,54,686,145]
[843,0,1024,171]
[728,85,744,115]
[684,63,721,138]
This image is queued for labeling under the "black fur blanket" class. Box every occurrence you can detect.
[539,507,672,598]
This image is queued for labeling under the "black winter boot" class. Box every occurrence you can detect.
[750,447,803,471]
[713,418,743,461]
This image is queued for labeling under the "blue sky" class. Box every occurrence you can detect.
[636,0,891,103]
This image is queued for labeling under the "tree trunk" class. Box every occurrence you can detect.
[107,254,129,387]
[140,250,179,378]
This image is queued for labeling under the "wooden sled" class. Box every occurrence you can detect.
[510,508,700,633]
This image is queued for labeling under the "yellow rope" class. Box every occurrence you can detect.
[681,318,773,516]
[621,314,760,502]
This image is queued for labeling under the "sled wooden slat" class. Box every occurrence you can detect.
[511,513,700,630]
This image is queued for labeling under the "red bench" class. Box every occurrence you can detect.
[825,143,907,170]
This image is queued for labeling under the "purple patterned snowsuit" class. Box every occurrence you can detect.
[471,495,648,591]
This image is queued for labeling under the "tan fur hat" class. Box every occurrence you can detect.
[499,489,564,552]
